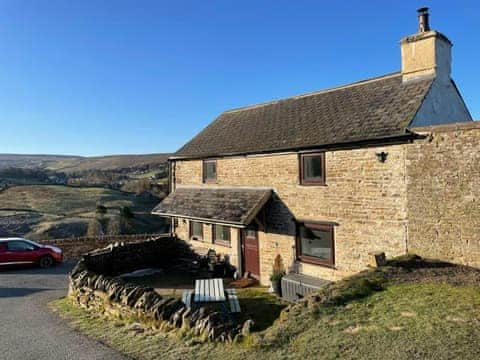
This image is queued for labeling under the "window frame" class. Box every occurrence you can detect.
[299,152,326,186]
[202,159,217,183]
[189,221,204,241]
[296,222,335,267]
[212,224,231,247]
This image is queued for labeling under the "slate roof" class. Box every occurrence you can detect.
[174,73,434,159]
[151,187,272,226]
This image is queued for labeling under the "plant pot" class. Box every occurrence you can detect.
[271,279,282,296]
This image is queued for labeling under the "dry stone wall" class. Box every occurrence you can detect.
[40,233,167,260]
[68,238,250,342]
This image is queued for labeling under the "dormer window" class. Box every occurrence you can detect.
[203,159,217,183]
[300,153,325,185]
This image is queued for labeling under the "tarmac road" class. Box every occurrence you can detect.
[0,262,128,360]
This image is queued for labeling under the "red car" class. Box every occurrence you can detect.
[0,238,63,268]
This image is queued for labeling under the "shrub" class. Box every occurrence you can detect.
[96,204,107,214]
[270,254,286,282]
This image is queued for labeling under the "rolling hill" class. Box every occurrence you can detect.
[0,153,170,172]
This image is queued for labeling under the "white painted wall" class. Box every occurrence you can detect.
[410,78,472,127]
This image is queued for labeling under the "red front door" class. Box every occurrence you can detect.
[243,228,260,277]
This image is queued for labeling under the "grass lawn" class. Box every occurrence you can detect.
[127,272,287,331]
[50,258,480,360]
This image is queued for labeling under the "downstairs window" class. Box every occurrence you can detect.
[296,222,334,266]
[189,221,204,241]
[213,224,231,246]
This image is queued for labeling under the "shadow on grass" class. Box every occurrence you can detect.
[237,289,287,331]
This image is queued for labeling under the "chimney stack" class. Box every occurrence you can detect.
[417,7,430,32]
[400,7,452,83]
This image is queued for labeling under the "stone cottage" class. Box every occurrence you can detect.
[153,8,479,285]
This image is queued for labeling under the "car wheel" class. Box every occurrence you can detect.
[39,255,54,268]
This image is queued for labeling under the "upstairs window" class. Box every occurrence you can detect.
[300,153,325,185]
[213,224,231,247]
[296,222,334,266]
[203,159,217,183]
[189,221,203,241]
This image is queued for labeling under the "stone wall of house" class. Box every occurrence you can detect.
[175,221,242,270]
[406,122,480,268]
[173,144,409,285]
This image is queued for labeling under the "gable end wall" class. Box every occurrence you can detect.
[406,122,480,267]
[410,79,472,127]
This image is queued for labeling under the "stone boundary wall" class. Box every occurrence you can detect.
[40,233,169,260]
[68,238,251,342]
[407,122,480,268]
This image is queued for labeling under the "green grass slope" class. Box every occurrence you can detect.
[50,256,480,360]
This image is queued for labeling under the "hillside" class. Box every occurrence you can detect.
[0,153,170,172]
[0,185,167,240]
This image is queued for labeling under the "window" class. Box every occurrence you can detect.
[213,225,231,246]
[203,159,217,183]
[296,222,334,266]
[7,240,36,251]
[300,153,325,185]
[189,221,204,241]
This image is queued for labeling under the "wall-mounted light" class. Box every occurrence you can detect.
[376,151,388,163]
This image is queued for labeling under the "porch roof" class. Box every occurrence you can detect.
[151,186,272,227]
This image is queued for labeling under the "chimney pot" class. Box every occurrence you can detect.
[417,7,430,32]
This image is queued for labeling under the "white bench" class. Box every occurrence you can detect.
[182,290,193,308]
[226,288,241,313]
[183,280,241,314]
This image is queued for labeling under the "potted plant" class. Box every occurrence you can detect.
[270,254,286,296]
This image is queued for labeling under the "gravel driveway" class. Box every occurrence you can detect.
[0,263,128,360]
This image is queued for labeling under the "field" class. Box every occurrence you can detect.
[0,185,166,239]
[50,256,480,360]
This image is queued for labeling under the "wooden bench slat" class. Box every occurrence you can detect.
[200,279,205,302]
[214,278,220,300]
[182,290,193,308]
[226,288,241,313]
[209,278,215,302]
[194,279,200,302]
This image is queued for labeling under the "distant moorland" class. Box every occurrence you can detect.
[0,153,171,240]
[0,153,170,172]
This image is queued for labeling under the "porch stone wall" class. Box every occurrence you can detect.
[173,144,409,285]
[406,122,480,268]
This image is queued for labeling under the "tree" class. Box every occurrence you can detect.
[119,206,134,233]
[120,206,134,219]
[96,204,107,215]
[106,216,122,235]
[87,218,104,237]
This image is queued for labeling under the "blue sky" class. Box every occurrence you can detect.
[0,0,478,156]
